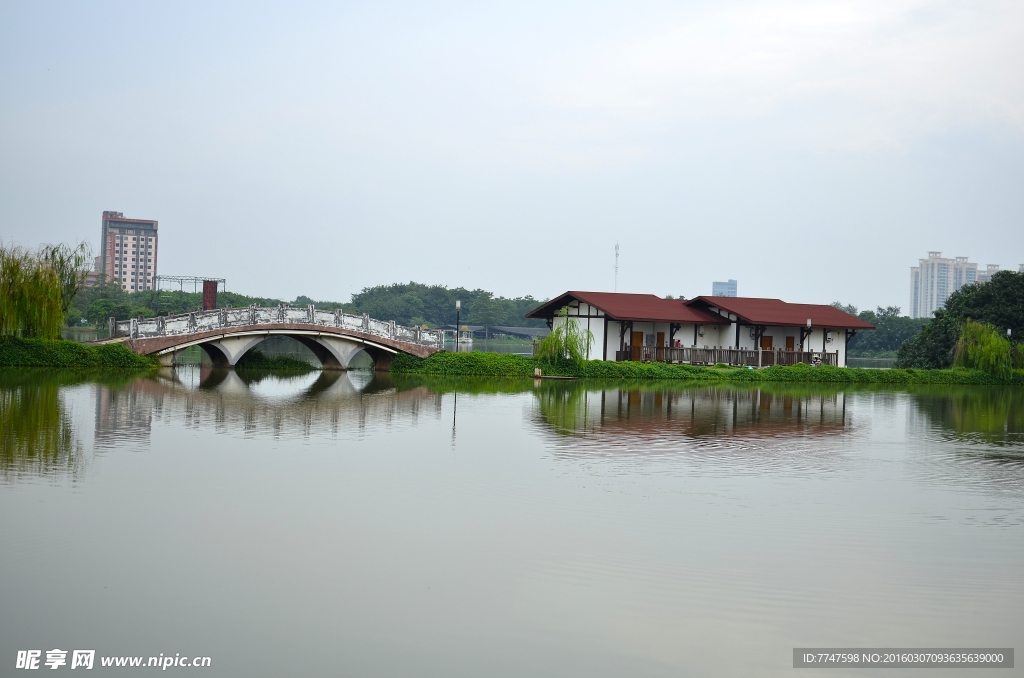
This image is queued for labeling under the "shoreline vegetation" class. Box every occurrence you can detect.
[0,337,154,370]
[391,351,1024,385]
[1,338,1021,386]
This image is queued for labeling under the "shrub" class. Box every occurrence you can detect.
[0,337,154,369]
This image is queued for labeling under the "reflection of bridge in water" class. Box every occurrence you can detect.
[91,367,446,444]
[100,305,445,370]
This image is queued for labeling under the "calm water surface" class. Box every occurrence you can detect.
[2,368,1023,677]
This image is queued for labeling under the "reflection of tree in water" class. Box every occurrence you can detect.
[0,371,83,481]
[910,386,1024,449]
[534,385,596,436]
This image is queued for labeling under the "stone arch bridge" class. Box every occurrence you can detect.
[105,305,444,370]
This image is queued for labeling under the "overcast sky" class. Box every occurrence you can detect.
[1,0,1022,311]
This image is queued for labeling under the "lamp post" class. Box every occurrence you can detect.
[455,300,461,353]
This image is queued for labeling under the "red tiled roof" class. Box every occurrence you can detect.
[686,296,875,329]
[526,291,728,324]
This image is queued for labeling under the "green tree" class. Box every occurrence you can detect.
[830,301,858,316]
[953,320,1015,379]
[0,242,66,339]
[468,292,511,336]
[350,282,547,328]
[896,270,1024,369]
[40,242,92,321]
[848,306,928,355]
[534,308,594,365]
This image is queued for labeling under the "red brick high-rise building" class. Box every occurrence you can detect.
[99,211,159,291]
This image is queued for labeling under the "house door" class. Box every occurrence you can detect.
[786,336,795,351]
[656,332,665,347]
[761,336,774,350]
[632,332,643,346]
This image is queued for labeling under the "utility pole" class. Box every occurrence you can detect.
[614,243,619,292]
[455,300,461,353]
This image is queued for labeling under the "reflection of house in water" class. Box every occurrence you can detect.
[534,384,848,439]
[94,383,155,451]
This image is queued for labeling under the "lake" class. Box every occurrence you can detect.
[2,367,1022,676]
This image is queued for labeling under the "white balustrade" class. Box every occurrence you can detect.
[110,304,444,348]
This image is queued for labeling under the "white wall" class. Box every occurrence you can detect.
[549,302,606,361]
[732,325,846,366]
[548,301,851,364]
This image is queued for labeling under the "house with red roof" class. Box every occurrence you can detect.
[526,292,874,367]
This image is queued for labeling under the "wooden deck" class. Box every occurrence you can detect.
[613,346,839,367]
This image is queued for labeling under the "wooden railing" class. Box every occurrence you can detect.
[614,346,838,367]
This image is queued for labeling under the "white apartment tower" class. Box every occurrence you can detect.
[909,252,977,319]
[977,264,1001,283]
[712,279,738,297]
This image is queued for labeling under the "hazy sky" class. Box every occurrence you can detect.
[2,1,1022,311]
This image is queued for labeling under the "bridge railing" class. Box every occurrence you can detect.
[111,304,445,348]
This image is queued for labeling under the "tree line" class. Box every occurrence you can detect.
[833,270,1023,371]
[828,302,929,357]
[894,270,1023,370]
[65,278,548,331]
[349,282,547,328]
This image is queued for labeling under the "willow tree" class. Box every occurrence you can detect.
[0,241,91,339]
[534,307,594,365]
[40,242,92,320]
[952,319,1015,380]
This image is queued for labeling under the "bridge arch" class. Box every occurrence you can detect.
[149,329,404,371]
[107,306,441,370]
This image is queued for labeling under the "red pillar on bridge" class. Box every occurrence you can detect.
[202,280,218,311]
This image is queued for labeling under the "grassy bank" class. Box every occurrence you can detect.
[391,351,1024,385]
[0,337,155,370]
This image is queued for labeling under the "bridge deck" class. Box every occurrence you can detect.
[120,323,440,360]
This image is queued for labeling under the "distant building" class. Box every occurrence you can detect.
[1020,264,1024,273]
[99,211,159,292]
[977,264,1000,283]
[712,279,737,297]
[909,252,977,319]
[83,256,102,288]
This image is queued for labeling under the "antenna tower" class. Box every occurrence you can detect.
[614,243,619,292]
